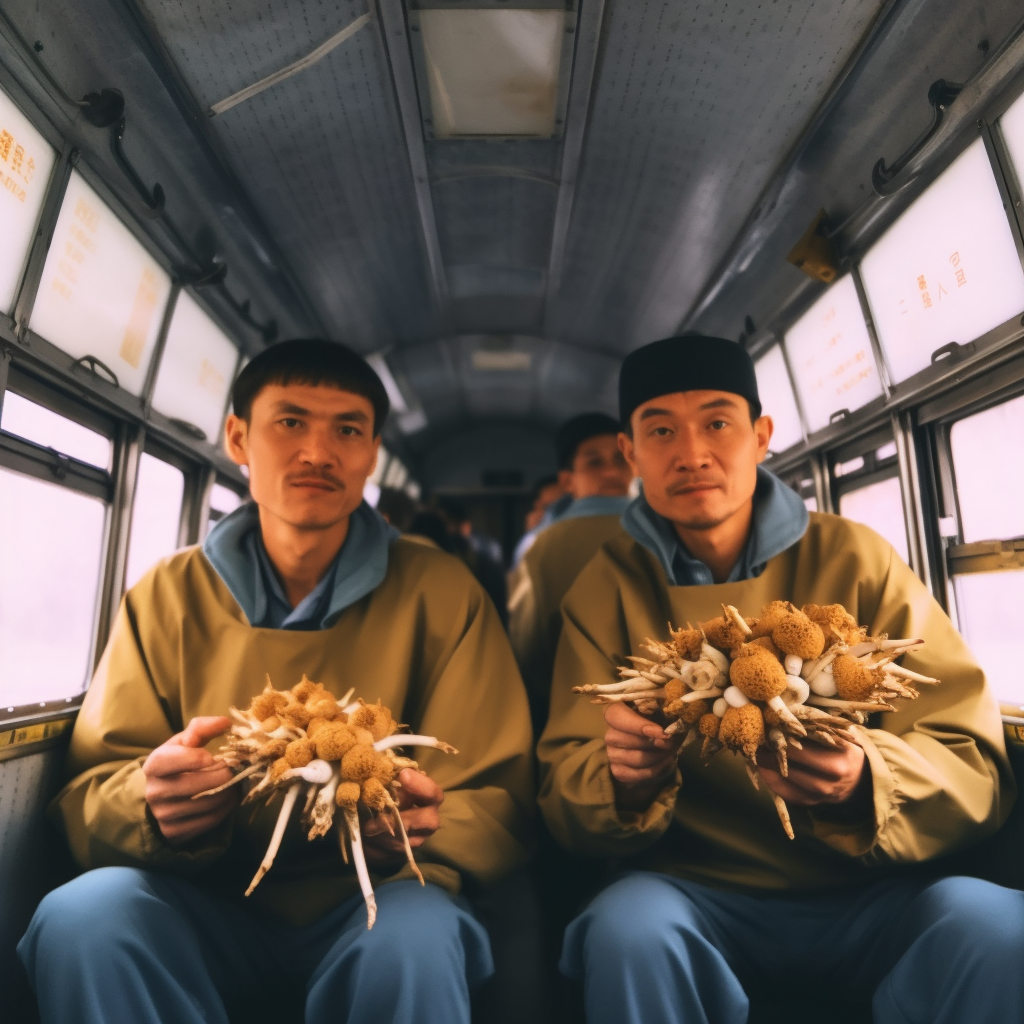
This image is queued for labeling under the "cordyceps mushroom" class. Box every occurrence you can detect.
[576,601,939,839]
[194,676,457,929]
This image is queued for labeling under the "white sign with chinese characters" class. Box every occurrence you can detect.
[151,291,239,442]
[30,171,172,395]
[0,86,56,315]
[784,275,883,432]
[860,138,1024,384]
[754,344,804,452]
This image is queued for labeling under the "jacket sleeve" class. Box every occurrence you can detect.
[536,557,681,858]
[811,544,1014,863]
[50,585,232,874]
[397,575,536,892]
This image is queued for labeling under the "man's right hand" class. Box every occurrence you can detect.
[143,716,237,846]
[604,703,681,811]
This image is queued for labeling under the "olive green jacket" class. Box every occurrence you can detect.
[537,513,1013,891]
[53,539,535,925]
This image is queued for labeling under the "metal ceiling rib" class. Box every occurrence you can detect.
[545,0,889,351]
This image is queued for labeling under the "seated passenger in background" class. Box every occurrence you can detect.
[441,499,509,628]
[375,484,417,532]
[19,340,534,1024]
[538,335,1023,1024]
[511,475,570,568]
[509,412,633,732]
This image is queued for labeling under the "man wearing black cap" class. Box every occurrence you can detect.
[508,412,633,732]
[537,336,1022,1024]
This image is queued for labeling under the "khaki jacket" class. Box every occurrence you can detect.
[537,513,1013,891]
[54,539,535,926]
[508,514,626,729]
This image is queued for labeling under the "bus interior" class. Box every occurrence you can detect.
[3,0,1024,1020]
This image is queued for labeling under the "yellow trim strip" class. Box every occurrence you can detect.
[0,717,73,752]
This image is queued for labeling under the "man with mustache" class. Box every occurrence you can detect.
[20,340,533,1024]
[537,335,1023,1024]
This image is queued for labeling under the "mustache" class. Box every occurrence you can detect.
[286,470,345,489]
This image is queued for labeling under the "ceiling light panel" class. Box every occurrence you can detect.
[411,8,574,139]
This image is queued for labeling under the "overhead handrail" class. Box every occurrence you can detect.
[109,116,165,218]
[70,355,119,389]
[871,79,964,197]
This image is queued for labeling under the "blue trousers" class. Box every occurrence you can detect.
[561,871,1024,1024]
[18,867,492,1024]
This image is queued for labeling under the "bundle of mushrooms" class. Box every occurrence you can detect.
[574,602,937,839]
[195,675,456,928]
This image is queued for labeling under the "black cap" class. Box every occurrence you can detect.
[555,412,622,469]
[619,335,761,425]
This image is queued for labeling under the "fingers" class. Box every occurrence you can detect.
[604,726,674,751]
[151,788,238,824]
[394,768,444,808]
[607,744,675,771]
[178,716,232,748]
[158,805,235,846]
[604,702,664,739]
[145,766,236,801]
[608,761,675,787]
[143,743,218,778]
[362,804,440,840]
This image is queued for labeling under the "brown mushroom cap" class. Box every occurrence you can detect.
[314,723,359,762]
[749,600,793,640]
[832,653,877,701]
[251,690,289,721]
[730,647,787,701]
[664,678,687,702]
[269,757,291,782]
[306,698,342,721]
[772,613,826,660]
[256,738,288,761]
[341,744,379,783]
[670,626,704,661]
[734,636,783,661]
[719,703,765,759]
[370,752,397,785]
[674,698,710,724]
[349,700,398,743]
[290,676,318,703]
[701,615,749,651]
[335,781,361,809]
[699,712,721,738]
[284,738,316,768]
[361,777,390,812]
[802,603,864,646]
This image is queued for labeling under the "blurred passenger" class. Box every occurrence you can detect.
[512,476,569,568]
[441,499,508,628]
[538,335,1023,1024]
[508,412,633,732]
[376,485,417,532]
[406,508,452,550]
[19,340,533,1024]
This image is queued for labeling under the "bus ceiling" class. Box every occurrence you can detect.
[2,0,1024,486]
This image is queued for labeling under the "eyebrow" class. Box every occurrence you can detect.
[271,402,369,422]
[638,406,673,421]
[697,398,741,411]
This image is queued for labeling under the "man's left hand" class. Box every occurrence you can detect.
[757,736,871,808]
[361,768,443,868]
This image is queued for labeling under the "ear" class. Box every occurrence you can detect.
[368,434,382,476]
[753,415,774,463]
[224,414,249,468]
[618,430,638,477]
[557,468,574,495]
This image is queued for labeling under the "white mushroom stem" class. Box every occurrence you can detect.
[808,665,838,697]
[801,645,846,683]
[690,665,726,690]
[308,770,341,839]
[723,686,750,707]
[192,760,263,799]
[337,687,356,707]
[784,654,803,676]
[373,734,459,754]
[282,758,334,785]
[848,638,923,658]
[766,695,807,736]
[809,696,896,713]
[385,793,424,885]
[723,604,752,638]
[344,806,377,930]
[768,727,789,777]
[771,791,795,840]
[680,687,723,702]
[744,761,761,790]
[882,663,939,685]
[701,644,730,674]
[576,679,662,695]
[713,697,728,717]
[591,689,668,704]
[783,676,810,706]
[664,718,685,735]
[245,782,301,897]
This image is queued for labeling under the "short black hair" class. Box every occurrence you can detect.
[231,339,389,436]
[556,412,622,469]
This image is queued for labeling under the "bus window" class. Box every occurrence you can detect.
[124,453,185,590]
[0,393,111,709]
[754,345,803,453]
[150,291,239,441]
[29,171,172,396]
[838,476,910,564]
[953,571,1024,703]
[0,392,111,470]
[945,394,1024,701]
[207,480,245,535]
[0,84,57,314]
[948,394,1024,543]
[784,275,883,433]
[860,138,1024,384]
